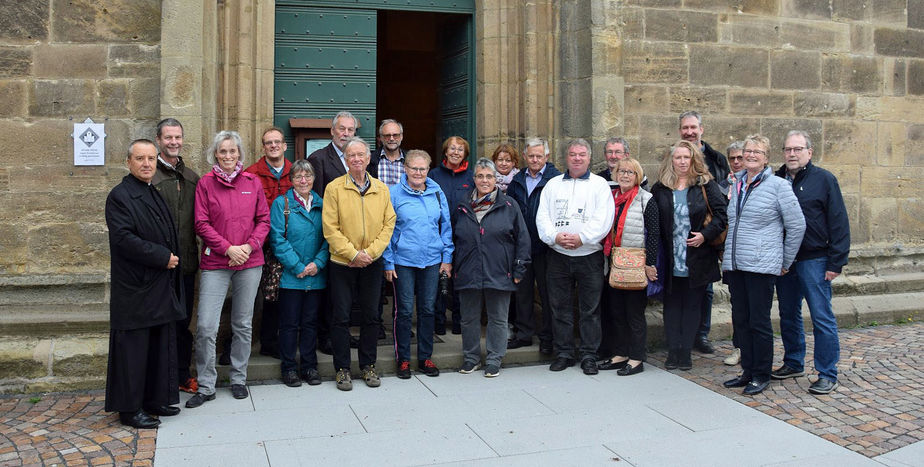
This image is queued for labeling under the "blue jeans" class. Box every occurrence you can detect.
[776,257,840,381]
[277,288,321,374]
[392,264,438,363]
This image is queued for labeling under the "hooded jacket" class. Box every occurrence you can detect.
[384,174,453,270]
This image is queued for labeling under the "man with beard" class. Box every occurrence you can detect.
[368,119,407,186]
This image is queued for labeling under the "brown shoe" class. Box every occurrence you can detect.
[361,365,381,388]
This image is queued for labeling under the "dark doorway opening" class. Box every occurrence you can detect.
[376,10,465,161]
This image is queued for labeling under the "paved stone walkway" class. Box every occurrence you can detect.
[0,322,921,465]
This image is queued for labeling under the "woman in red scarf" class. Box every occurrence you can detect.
[599,158,660,376]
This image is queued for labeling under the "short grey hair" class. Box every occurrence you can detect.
[784,130,813,149]
[206,130,245,165]
[377,118,403,135]
[289,159,315,181]
[404,149,431,167]
[474,158,498,176]
[332,111,358,129]
[342,136,370,156]
[523,137,549,156]
[678,110,703,127]
[604,137,630,154]
[565,138,592,157]
[127,138,156,160]
[726,140,745,154]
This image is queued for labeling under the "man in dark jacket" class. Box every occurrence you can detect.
[309,111,357,197]
[105,139,185,428]
[152,118,200,394]
[679,110,730,355]
[367,119,406,186]
[772,130,850,396]
[596,137,648,190]
[245,127,294,359]
[506,138,561,354]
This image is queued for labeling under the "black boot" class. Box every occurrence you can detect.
[664,349,679,370]
[679,349,693,370]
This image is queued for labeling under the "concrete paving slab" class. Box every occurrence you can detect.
[249,376,435,411]
[415,363,589,397]
[436,445,631,466]
[646,394,769,432]
[176,389,256,416]
[264,424,494,466]
[154,441,270,467]
[764,452,884,466]
[156,404,364,448]
[873,439,924,467]
[605,418,874,467]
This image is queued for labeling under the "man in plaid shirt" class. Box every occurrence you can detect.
[367,119,407,186]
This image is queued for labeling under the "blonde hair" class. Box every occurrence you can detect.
[658,139,713,188]
[614,157,644,187]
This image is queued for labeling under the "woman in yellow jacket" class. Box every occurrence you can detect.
[322,136,396,391]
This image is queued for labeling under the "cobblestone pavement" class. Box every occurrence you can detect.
[660,321,924,458]
[0,322,921,465]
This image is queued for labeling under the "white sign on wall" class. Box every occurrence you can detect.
[72,118,106,166]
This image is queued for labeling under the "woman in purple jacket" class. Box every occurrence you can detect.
[186,131,271,408]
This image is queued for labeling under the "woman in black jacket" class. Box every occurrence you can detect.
[452,158,531,378]
[650,140,727,371]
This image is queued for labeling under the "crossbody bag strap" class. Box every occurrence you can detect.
[283,195,290,239]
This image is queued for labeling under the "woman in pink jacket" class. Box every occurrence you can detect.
[186,130,270,408]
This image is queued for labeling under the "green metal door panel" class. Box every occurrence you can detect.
[277,0,474,14]
[274,6,377,159]
[438,15,474,154]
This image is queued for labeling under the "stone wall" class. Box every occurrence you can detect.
[557,0,924,247]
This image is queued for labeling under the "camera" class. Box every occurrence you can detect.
[438,271,450,297]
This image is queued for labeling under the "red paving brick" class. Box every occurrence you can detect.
[0,322,921,463]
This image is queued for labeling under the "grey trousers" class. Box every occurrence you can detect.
[459,288,511,367]
[195,266,262,394]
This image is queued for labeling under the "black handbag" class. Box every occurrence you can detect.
[259,196,289,302]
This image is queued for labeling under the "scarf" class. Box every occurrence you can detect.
[496,168,519,192]
[611,185,639,248]
[471,188,497,223]
[213,161,243,184]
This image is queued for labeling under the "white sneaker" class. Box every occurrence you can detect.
[723,348,741,366]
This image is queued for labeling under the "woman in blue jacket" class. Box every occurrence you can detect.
[384,150,453,379]
[270,159,329,388]
[452,158,531,378]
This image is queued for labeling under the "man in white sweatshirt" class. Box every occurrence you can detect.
[536,138,616,375]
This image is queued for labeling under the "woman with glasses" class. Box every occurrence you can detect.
[383,150,453,379]
[721,134,805,396]
[598,158,660,376]
[429,136,475,335]
[650,140,727,372]
[270,160,329,388]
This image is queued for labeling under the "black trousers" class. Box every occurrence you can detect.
[726,270,776,381]
[329,259,384,370]
[105,322,179,413]
[662,276,706,351]
[176,273,196,382]
[513,251,551,343]
[604,287,649,362]
[546,250,604,361]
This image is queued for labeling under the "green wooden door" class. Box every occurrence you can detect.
[438,15,475,153]
[274,5,378,159]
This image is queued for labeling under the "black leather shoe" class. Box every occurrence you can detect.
[259,346,280,359]
[507,338,532,350]
[678,350,693,371]
[282,370,302,388]
[185,392,215,408]
[617,362,644,376]
[694,337,715,354]
[723,374,751,388]
[218,352,231,366]
[435,323,447,335]
[808,377,838,395]
[378,325,386,340]
[349,335,360,348]
[231,384,249,399]
[598,359,628,371]
[119,410,161,429]
[144,405,180,416]
[318,339,333,355]
[771,364,805,380]
[549,357,575,372]
[539,341,553,354]
[451,322,462,335]
[664,350,679,370]
[302,368,322,386]
[742,379,770,395]
[581,358,599,375]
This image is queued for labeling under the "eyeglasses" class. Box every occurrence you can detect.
[292,174,314,181]
[605,150,627,156]
[728,156,743,162]
[474,174,497,180]
[382,133,402,140]
[782,146,806,154]
[743,149,766,156]
[262,140,283,146]
[406,166,428,174]
[616,169,636,176]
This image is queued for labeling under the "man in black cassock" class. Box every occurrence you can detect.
[104,139,185,428]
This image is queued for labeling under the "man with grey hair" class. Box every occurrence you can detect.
[308,111,359,197]
[772,130,850,395]
[596,137,648,190]
[536,138,615,374]
[506,138,562,354]
[367,119,406,186]
[679,110,730,355]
